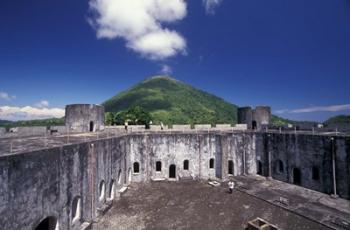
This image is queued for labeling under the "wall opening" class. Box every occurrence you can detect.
[183,160,189,170]
[252,120,257,130]
[228,160,234,175]
[277,160,284,173]
[128,168,131,183]
[117,169,122,184]
[35,216,58,230]
[312,166,320,181]
[89,121,94,132]
[133,162,140,173]
[293,168,301,185]
[71,196,81,224]
[109,180,115,199]
[99,180,105,202]
[257,160,263,175]
[209,158,215,169]
[156,161,162,172]
[169,164,176,178]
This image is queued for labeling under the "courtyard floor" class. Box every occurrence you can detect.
[93,178,341,230]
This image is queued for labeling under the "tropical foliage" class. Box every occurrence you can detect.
[105,106,152,126]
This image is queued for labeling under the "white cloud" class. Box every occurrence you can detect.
[160,64,172,75]
[128,29,186,60]
[0,92,16,101]
[203,0,223,14]
[89,0,187,60]
[0,106,64,121]
[35,100,49,108]
[275,104,350,114]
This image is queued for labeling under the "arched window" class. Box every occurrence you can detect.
[183,160,189,170]
[276,160,284,173]
[293,168,301,185]
[35,216,59,230]
[109,180,115,199]
[312,166,320,181]
[133,162,140,173]
[117,169,122,184]
[228,160,234,175]
[156,161,162,172]
[71,196,81,224]
[99,180,105,202]
[209,158,215,169]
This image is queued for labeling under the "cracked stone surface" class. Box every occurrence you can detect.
[94,181,330,230]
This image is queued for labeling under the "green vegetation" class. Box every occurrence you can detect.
[103,76,238,125]
[0,117,64,128]
[105,106,152,126]
[271,115,294,126]
[325,115,350,124]
[0,120,13,126]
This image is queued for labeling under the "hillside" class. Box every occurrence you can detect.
[103,76,238,125]
[271,116,294,126]
[325,115,350,124]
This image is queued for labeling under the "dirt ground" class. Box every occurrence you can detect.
[94,181,330,230]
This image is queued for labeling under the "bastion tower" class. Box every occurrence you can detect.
[65,104,105,132]
[237,106,271,130]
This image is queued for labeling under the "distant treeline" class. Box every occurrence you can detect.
[0,117,65,128]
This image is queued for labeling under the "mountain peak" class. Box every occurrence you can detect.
[103,77,237,125]
[144,75,179,83]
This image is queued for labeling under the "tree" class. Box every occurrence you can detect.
[108,106,152,126]
[105,112,115,125]
[127,106,152,125]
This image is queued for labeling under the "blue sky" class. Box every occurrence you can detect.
[0,0,350,121]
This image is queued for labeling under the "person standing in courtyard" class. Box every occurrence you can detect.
[228,180,235,194]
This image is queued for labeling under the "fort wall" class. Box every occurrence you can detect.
[0,132,349,229]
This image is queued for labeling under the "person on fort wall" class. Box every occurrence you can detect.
[124,121,128,132]
[228,180,235,194]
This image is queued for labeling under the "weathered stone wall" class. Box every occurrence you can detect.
[238,107,253,129]
[194,124,212,130]
[0,126,67,138]
[0,132,349,229]
[65,104,105,133]
[127,133,256,182]
[0,137,129,230]
[253,106,271,129]
[0,127,5,136]
[9,126,47,136]
[172,125,191,130]
[0,145,90,230]
[255,133,350,199]
[238,106,271,130]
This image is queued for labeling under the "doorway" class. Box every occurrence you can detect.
[257,160,263,175]
[169,164,176,178]
[293,168,301,185]
[89,121,94,132]
[228,160,234,175]
[252,121,257,130]
[35,217,58,230]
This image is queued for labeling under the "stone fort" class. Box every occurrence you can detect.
[0,104,349,230]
